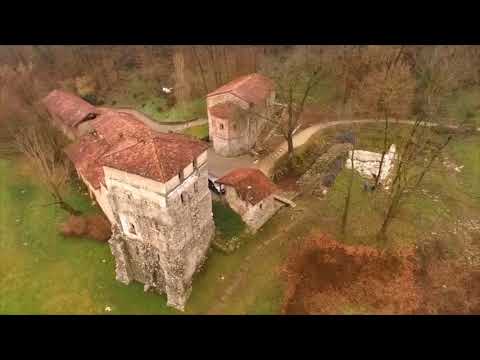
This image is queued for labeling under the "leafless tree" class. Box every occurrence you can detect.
[354,46,416,189]
[376,46,466,242]
[12,119,80,215]
[255,46,331,168]
[341,133,357,235]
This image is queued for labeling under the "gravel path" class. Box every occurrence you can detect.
[98,106,208,133]
[254,119,480,177]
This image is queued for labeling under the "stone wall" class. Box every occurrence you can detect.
[298,143,353,190]
[106,161,214,311]
[223,186,283,233]
[207,92,273,157]
[206,93,249,142]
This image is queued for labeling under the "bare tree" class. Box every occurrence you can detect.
[12,120,80,215]
[256,46,330,168]
[341,132,357,235]
[354,46,415,189]
[376,46,465,242]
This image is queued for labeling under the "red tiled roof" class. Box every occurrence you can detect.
[89,111,152,144]
[64,111,209,189]
[207,73,274,106]
[217,168,279,205]
[42,90,98,127]
[100,132,208,183]
[64,133,110,189]
[209,102,243,119]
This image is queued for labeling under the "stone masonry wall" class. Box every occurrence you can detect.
[106,162,214,311]
[223,186,283,233]
[207,93,270,157]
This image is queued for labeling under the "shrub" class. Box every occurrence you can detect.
[86,215,111,242]
[59,214,111,242]
[60,216,87,237]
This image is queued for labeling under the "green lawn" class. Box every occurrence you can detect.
[182,124,209,140]
[447,86,480,127]
[0,156,288,314]
[102,74,206,123]
[274,122,480,251]
[1,122,478,314]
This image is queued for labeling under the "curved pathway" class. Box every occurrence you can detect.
[255,119,480,177]
[98,106,208,133]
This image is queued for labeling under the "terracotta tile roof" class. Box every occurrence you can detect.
[89,111,152,144]
[100,132,208,183]
[64,133,110,189]
[217,168,279,205]
[207,73,274,106]
[64,111,209,189]
[42,90,98,127]
[209,102,244,119]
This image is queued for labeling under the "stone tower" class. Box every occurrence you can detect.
[206,73,275,157]
[62,110,215,311]
[104,134,215,311]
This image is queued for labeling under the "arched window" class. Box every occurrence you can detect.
[181,192,186,205]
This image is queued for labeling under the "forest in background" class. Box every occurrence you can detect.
[2,45,480,160]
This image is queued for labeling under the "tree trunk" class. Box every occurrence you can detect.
[377,193,400,242]
[51,186,81,216]
[341,147,355,235]
[286,133,295,169]
[375,112,390,189]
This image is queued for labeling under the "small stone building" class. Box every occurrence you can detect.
[217,168,283,232]
[206,73,275,157]
[63,110,215,311]
[42,89,100,140]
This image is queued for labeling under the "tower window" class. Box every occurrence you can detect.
[119,214,138,238]
[181,192,186,204]
[219,123,224,130]
[179,171,184,182]
[129,223,137,235]
[194,182,198,193]
[233,123,237,130]
[259,203,263,209]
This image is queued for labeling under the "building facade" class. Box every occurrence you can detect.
[217,168,284,232]
[206,73,275,157]
[55,99,215,311]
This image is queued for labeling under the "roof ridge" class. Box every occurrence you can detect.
[100,138,144,160]
[150,134,168,180]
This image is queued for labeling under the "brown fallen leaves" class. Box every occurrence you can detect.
[282,233,480,314]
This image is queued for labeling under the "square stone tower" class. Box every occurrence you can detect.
[63,110,215,311]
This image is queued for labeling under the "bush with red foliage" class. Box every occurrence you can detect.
[60,214,111,242]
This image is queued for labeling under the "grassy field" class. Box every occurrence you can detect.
[1,122,478,314]
[0,156,290,314]
[102,74,206,123]
[447,86,480,127]
[182,124,209,140]
[274,122,480,250]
